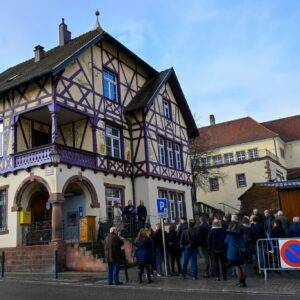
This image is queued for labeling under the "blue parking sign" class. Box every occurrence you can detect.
[156,198,168,217]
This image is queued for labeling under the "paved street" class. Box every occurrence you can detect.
[1,269,300,300]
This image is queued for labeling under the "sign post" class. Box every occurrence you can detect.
[156,198,168,276]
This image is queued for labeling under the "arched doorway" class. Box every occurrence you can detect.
[29,190,51,223]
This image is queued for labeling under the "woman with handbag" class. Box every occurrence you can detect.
[225,215,247,288]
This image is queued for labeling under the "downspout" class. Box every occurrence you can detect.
[125,115,136,206]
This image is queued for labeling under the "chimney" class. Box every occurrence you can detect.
[34,45,45,62]
[209,114,216,125]
[59,18,71,46]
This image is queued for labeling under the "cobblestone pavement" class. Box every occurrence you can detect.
[2,267,300,297]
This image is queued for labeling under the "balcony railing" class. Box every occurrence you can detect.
[12,143,97,171]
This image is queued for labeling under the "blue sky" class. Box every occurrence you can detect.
[0,0,299,126]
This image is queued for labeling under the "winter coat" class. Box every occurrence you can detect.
[153,228,168,251]
[181,227,200,250]
[251,223,266,244]
[168,229,181,255]
[276,215,289,236]
[178,222,188,240]
[134,238,152,266]
[225,225,245,261]
[137,205,147,221]
[195,222,211,248]
[263,216,273,236]
[271,226,286,239]
[104,233,124,263]
[207,227,227,253]
[289,224,300,238]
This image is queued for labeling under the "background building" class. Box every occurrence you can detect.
[195,114,300,213]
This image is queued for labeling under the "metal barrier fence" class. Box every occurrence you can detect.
[256,238,299,281]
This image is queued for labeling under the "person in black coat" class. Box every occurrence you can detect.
[134,228,153,284]
[271,219,286,238]
[137,201,147,229]
[168,224,182,275]
[207,219,227,281]
[153,223,168,276]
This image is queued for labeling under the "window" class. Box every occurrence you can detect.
[236,173,247,188]
[248,148,259,159]
[158,189,186,222]
[236,151,246,161]
[166,140,174,168]
[0,123,3,158]
[224,153,234,163]
[103,69,118,101]
[209,177,219,191]
[201,156,211,166]
[0,189,7,232]
[280,147,285,159]
[174,143,182,170]
[163,99,171,119]
[106,187,122,221]
[105,125,121,158]
[212,155,222,165]
[158,137,166,165]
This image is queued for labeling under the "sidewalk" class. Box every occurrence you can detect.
[2,267,300,297]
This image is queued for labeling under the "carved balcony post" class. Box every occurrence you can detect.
[90,116,98,154]
[49,193,64,243]
[48,103,59,144]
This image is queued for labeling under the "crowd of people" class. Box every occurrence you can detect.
[104,205,300,287]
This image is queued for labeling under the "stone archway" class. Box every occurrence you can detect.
[62,175,99,209]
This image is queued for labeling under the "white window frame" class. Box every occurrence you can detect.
[166,140,174,167]
[174,143,182,170]
[236,173,247,188]
[236,151,246,162]
[169,192,176,223]
[105,125,121,159]
[0,122,3,158]
[158,137,166,165]
[212,155,223,165]
[163,99,171,119]
[103,69,118,101]
[248,148,258,159]
[224,153,234,163]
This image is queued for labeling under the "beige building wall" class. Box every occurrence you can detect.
[285,140,300,169]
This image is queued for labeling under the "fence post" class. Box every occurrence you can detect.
[54,250,58,280]
[1,251,4,278]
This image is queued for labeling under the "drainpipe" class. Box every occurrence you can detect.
[125,115,136,206]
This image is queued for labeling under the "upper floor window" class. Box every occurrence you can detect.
[0,123,3,158]
[209,177,219,191]
[248,148,258,159]
[103,69,118,101]
[163,99,171,119]
[0,189,7,232]
[280,147,285,159]
[158,137,166,165]
[105,125,121,159]
[236,150,246,162]
[166,140,174,168]
[224,152,234,163]
[174,143,182,170]
[201,156,211,167]
[212,155,222,165]
[236,173,247,188]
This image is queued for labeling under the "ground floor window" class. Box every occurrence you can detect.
[158,189,186,223]
[105,186,123,221]
[0,188,7,232]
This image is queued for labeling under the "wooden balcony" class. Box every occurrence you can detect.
[12,143,97,171]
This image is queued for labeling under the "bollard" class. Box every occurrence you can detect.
[54,250,58,280]
[1,251,4,278]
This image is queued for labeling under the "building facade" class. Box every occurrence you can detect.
[195,115,300,213]
[0,19,198,249]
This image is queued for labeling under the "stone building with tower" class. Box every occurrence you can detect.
[0,15,197,271]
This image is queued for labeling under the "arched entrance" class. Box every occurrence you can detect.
[62,176,99,243]
[14,177,52,245]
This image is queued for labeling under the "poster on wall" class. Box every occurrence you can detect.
[279,239,300,269]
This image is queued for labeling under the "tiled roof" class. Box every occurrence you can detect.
[257,180,300,189]
[262,115,300,142]
[196,117,278,150]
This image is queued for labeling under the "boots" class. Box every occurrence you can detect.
[238,277,247,288]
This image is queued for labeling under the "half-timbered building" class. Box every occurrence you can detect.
[0,16,197,263]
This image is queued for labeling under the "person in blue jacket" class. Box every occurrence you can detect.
[225,215,247,288]
[289,217,300,238]
[134,228,154,284]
